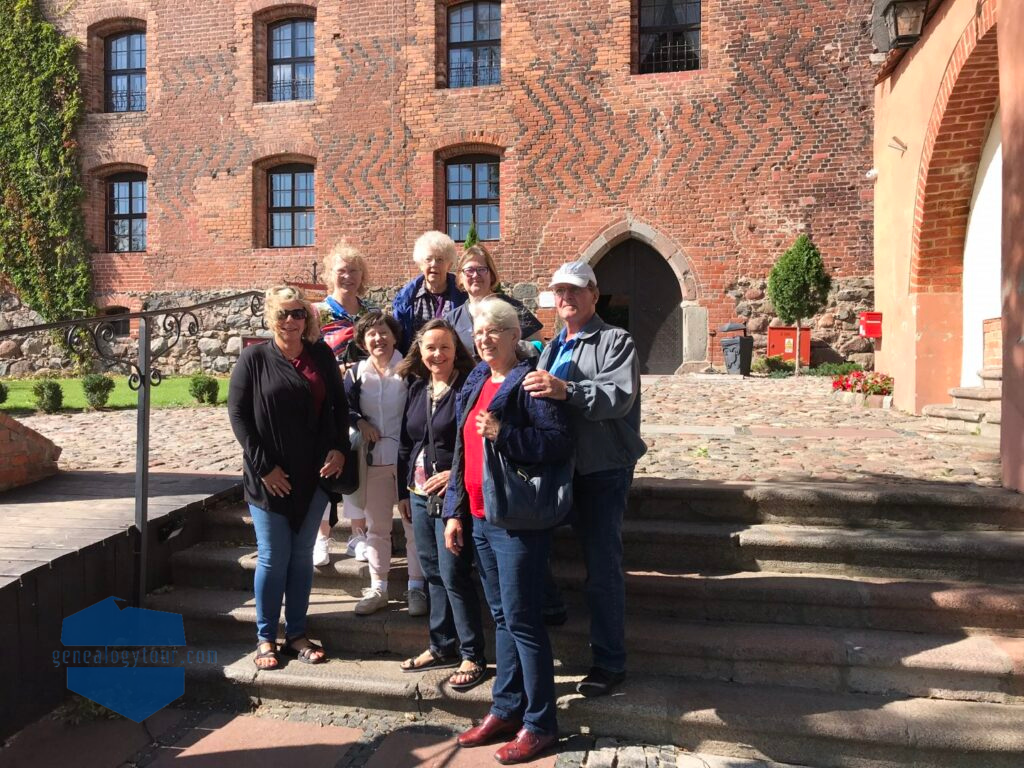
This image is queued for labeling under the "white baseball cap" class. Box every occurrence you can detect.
[549,261,597,289]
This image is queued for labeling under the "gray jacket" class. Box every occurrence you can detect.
[537,314,647,475]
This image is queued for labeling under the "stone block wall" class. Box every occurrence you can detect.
[724,275,876,369]
[0,413,61,491]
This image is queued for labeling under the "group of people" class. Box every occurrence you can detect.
[227,230,646,765]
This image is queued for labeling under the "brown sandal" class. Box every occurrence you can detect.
[254,641,279,670]
[400,648,459,673]
[448,661,486,691]
[281,635,326,664]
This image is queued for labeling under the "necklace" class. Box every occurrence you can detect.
[429,371,456,402]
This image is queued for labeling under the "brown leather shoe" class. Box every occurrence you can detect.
[494,728,558,764]
[457,713,523,748]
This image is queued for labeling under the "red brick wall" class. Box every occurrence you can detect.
[43,0,876,341]
[0,413,61,492]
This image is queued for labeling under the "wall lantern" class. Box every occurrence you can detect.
[882,0,927,48]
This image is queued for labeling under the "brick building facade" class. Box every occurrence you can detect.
[35,0,877,373]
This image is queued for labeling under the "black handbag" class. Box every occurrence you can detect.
[481,441,574,530]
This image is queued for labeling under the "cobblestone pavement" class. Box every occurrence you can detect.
[20,373,1003,488]
[118,701,807,768]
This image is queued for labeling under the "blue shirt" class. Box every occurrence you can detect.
[545,330,577,380]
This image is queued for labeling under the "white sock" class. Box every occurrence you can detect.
[372,580,388,594]
[407,579,425,591]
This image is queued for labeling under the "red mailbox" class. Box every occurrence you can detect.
[858,312,882,339]
[766,326,811,365]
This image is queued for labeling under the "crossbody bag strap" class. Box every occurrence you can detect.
[424,386,438,475]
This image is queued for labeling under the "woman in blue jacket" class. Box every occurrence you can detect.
[391,231,467,355]
[443,296,572,764]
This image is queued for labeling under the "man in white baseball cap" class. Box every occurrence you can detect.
[523,260,646,697]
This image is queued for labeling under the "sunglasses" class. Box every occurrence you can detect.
[276,308,308,321]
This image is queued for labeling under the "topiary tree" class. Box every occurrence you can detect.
[463,221,479,249]
[766,234,831,375]
[82,373,115,409]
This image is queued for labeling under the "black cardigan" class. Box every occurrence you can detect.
[227,339,351,531]
[396,372,467,501]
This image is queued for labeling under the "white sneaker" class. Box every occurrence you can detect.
[355,587,388,615]
[312,533,330,567]
[347,533,368,562]
[405,588,428,617]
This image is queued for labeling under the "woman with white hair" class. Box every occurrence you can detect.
[444,296,572,763]
[392,231,467,355]
[228,286,350,669]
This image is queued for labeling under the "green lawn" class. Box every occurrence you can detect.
[0,376,230,414]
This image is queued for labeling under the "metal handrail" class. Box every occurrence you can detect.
[0,289,266,607]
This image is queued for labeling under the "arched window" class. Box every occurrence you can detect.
[638,0,701,74]
[105,32,146,111]
[269,19,315,101]
[447,2,500,88]
[445,155,499,241]
[106,173,147,252]
[268,163,315,247]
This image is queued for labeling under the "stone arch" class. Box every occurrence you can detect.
[577,217,708,371]
[910,0,1000,293]
[578,217,701,303]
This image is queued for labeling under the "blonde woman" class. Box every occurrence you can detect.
[227,286,350,669]
[392,231,467,354]
[314,241,375,567]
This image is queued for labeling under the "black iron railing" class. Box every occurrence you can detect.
[0,291,266,606]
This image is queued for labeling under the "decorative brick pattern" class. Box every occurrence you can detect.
[911,0,999,293]
[0,412,61,491]
[38,0,876,369]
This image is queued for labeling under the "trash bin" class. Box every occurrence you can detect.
[719,322,753,376]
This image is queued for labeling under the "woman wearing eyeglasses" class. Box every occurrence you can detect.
[392,231,468,355]
[445,245,543,358]
[227,286,350,670]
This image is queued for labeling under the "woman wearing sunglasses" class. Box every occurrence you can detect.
[227,286,350,670]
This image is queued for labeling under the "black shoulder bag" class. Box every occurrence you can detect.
[425,387,445,518]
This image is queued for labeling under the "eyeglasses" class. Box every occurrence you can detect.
[276,308,308,321]
[462,266,490,277]
[473,327,511,341]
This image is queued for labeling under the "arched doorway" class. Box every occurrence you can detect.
[593,239,682,374]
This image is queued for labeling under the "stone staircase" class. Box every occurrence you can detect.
[150,480,1024,768]
[922,368,1002,438]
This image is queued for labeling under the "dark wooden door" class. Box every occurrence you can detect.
[593,240,682,374]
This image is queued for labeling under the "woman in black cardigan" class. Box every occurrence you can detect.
[396,319,486,689]
[228,286,350,670]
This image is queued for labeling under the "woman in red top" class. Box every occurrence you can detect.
[442,297,572,764]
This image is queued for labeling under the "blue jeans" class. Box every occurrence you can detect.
[473,516,557,736]
[410,493,485,663]
[249,488,327,643]
[572,466,632,673]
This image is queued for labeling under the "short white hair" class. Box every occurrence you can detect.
[474,296,522,342]
[413,230,458,265]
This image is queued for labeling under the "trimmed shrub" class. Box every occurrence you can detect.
[189,374,219,405]
[32,378,63,412]
[751,354,794,374]
[0,381,7,405]
[767,235,831,374]
[82,373,115,409]
[808,361,864,377]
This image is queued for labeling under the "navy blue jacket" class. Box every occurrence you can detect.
[391,274,467,354]
[443,358,573,521]
[397,372,467,501]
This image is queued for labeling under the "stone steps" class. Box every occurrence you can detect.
[205,480,1024,545]
[173,543,1024,634]
[174,642,1024,768]
[979,367,1002,389]
[922,377,1003,436]
[950,386,1001,414]
[147,587,1024,705]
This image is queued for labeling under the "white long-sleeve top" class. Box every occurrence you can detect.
[350,351,407,467]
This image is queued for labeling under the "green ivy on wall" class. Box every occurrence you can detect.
[0,0,91,322]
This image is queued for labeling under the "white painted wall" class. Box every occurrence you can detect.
[961,109,1002,386]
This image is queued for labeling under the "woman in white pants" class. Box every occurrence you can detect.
[344,310,425,616]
